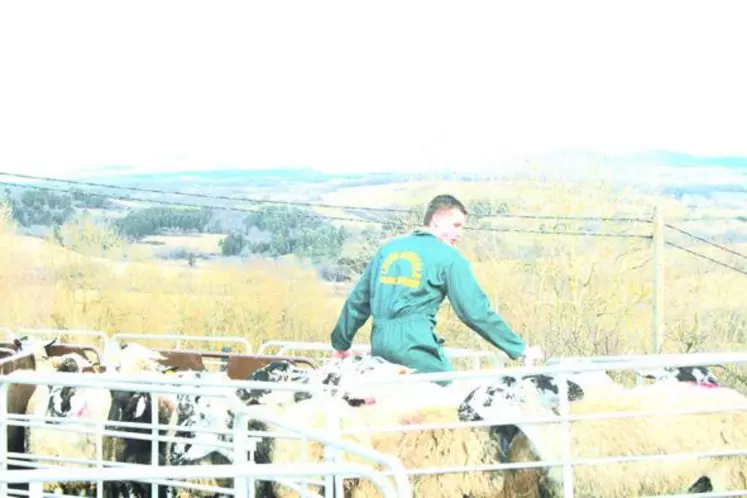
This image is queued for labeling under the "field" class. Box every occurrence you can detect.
[1,167,746,379]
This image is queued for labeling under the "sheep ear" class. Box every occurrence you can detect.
[135,397,147,418]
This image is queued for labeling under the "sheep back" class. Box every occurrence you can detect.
[503,382,747,498]
[267,396,375,498]
[349,403,505,498]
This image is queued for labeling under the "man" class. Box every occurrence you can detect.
[329,194,542,378]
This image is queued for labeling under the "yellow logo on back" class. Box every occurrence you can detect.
[379,251,422,289]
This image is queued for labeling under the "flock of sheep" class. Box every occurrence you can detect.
[1,334,746,498]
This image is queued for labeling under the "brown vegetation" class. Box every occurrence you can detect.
[0,176,744,377]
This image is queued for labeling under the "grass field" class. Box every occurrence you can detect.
[1,175,745,380]
[133,234,227,255]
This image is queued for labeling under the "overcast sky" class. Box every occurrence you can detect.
[0,0,744,177]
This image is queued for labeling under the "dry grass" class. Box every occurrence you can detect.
[132,233,226,254]
[0,173,745,375]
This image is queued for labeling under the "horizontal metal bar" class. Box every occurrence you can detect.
[338,351,747,387]
[644,490,747,498]
[258,340,504,360]
[369,446,747,477]
[0,462,395,486]
[112,332,252,353]
[0,370,330,395]
[7,458,235,495]
[335,402,747,435]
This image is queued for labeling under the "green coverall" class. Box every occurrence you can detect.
[330,230,527,381]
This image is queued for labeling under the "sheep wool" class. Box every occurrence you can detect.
[503,382,747,498]
[683,461,747,494]
[266,395,377,498]
[348,402,506,498]
[164,394,374,498]
[24,383,113,496]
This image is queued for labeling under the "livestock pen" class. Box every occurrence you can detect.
[0,329,746,497]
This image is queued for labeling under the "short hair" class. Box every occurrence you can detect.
[423,194,468,225]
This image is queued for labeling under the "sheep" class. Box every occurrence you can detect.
[636,364,720,386]
[23,352,113,496]
[455,363,725,463]
[103,367,180,498]
[2,351,39,496]
[241,354,417,408]
[161,388,378,498]
[684,461,747,494]
[11,335,58,360]
[22,343,176,497]
[239,360,321,405]
[100,343,185,498]
[343,399,507,498]
[502,381,747,498]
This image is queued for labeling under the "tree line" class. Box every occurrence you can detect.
[1,187,517,281]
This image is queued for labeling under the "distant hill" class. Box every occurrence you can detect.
[86,167,394,186]
[515,148,747,171]
[81,148,747,185]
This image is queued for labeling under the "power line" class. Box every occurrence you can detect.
[665,223,747,261]
[0,171,652,223]
[465,225,651,238]
[0,180,379,225]
[0,179,651,238]
[665,241,747,277]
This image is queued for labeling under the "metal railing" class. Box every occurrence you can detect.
[5,327,108,349]
[257,340,507,370]
[0,364,410,498]
[2,331,747,497]
[329,351,747,498]
[112,331,253,353]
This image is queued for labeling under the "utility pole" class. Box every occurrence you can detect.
[652,204,665,354]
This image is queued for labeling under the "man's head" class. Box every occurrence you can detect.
[423,194,468,246]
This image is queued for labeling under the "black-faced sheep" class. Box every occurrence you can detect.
[103,370,180,498]
[240,355,418,408]
[22,343,177,497]
[162,387,377,498]
[23,352,113,496]
[684,462,747,495]
[636,364,720,386]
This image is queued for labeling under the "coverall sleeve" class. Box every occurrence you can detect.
[443,256,527,360]
[330,257,374,351]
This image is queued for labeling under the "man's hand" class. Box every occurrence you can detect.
[331,349,352,359]
[521,345,544,368]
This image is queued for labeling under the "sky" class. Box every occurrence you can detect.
[0,0,745,178]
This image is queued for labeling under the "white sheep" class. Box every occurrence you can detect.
[502,381,747,497]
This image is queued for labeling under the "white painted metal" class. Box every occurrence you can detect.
[257,339,507,369]
[9,327,108,347]
[113,331,253,353]
[333,351,747,494]
[2,334,747,497]
[0,360,408,498]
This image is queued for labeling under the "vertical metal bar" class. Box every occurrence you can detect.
[233,412,249,498]
[558,373,574,498]
[0,381,8,498]
[652,203,665,354]
[29,481,43,498]
[151,392,159,498]
[96,417,103,498]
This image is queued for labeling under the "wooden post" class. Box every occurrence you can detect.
[651,204,665,354]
